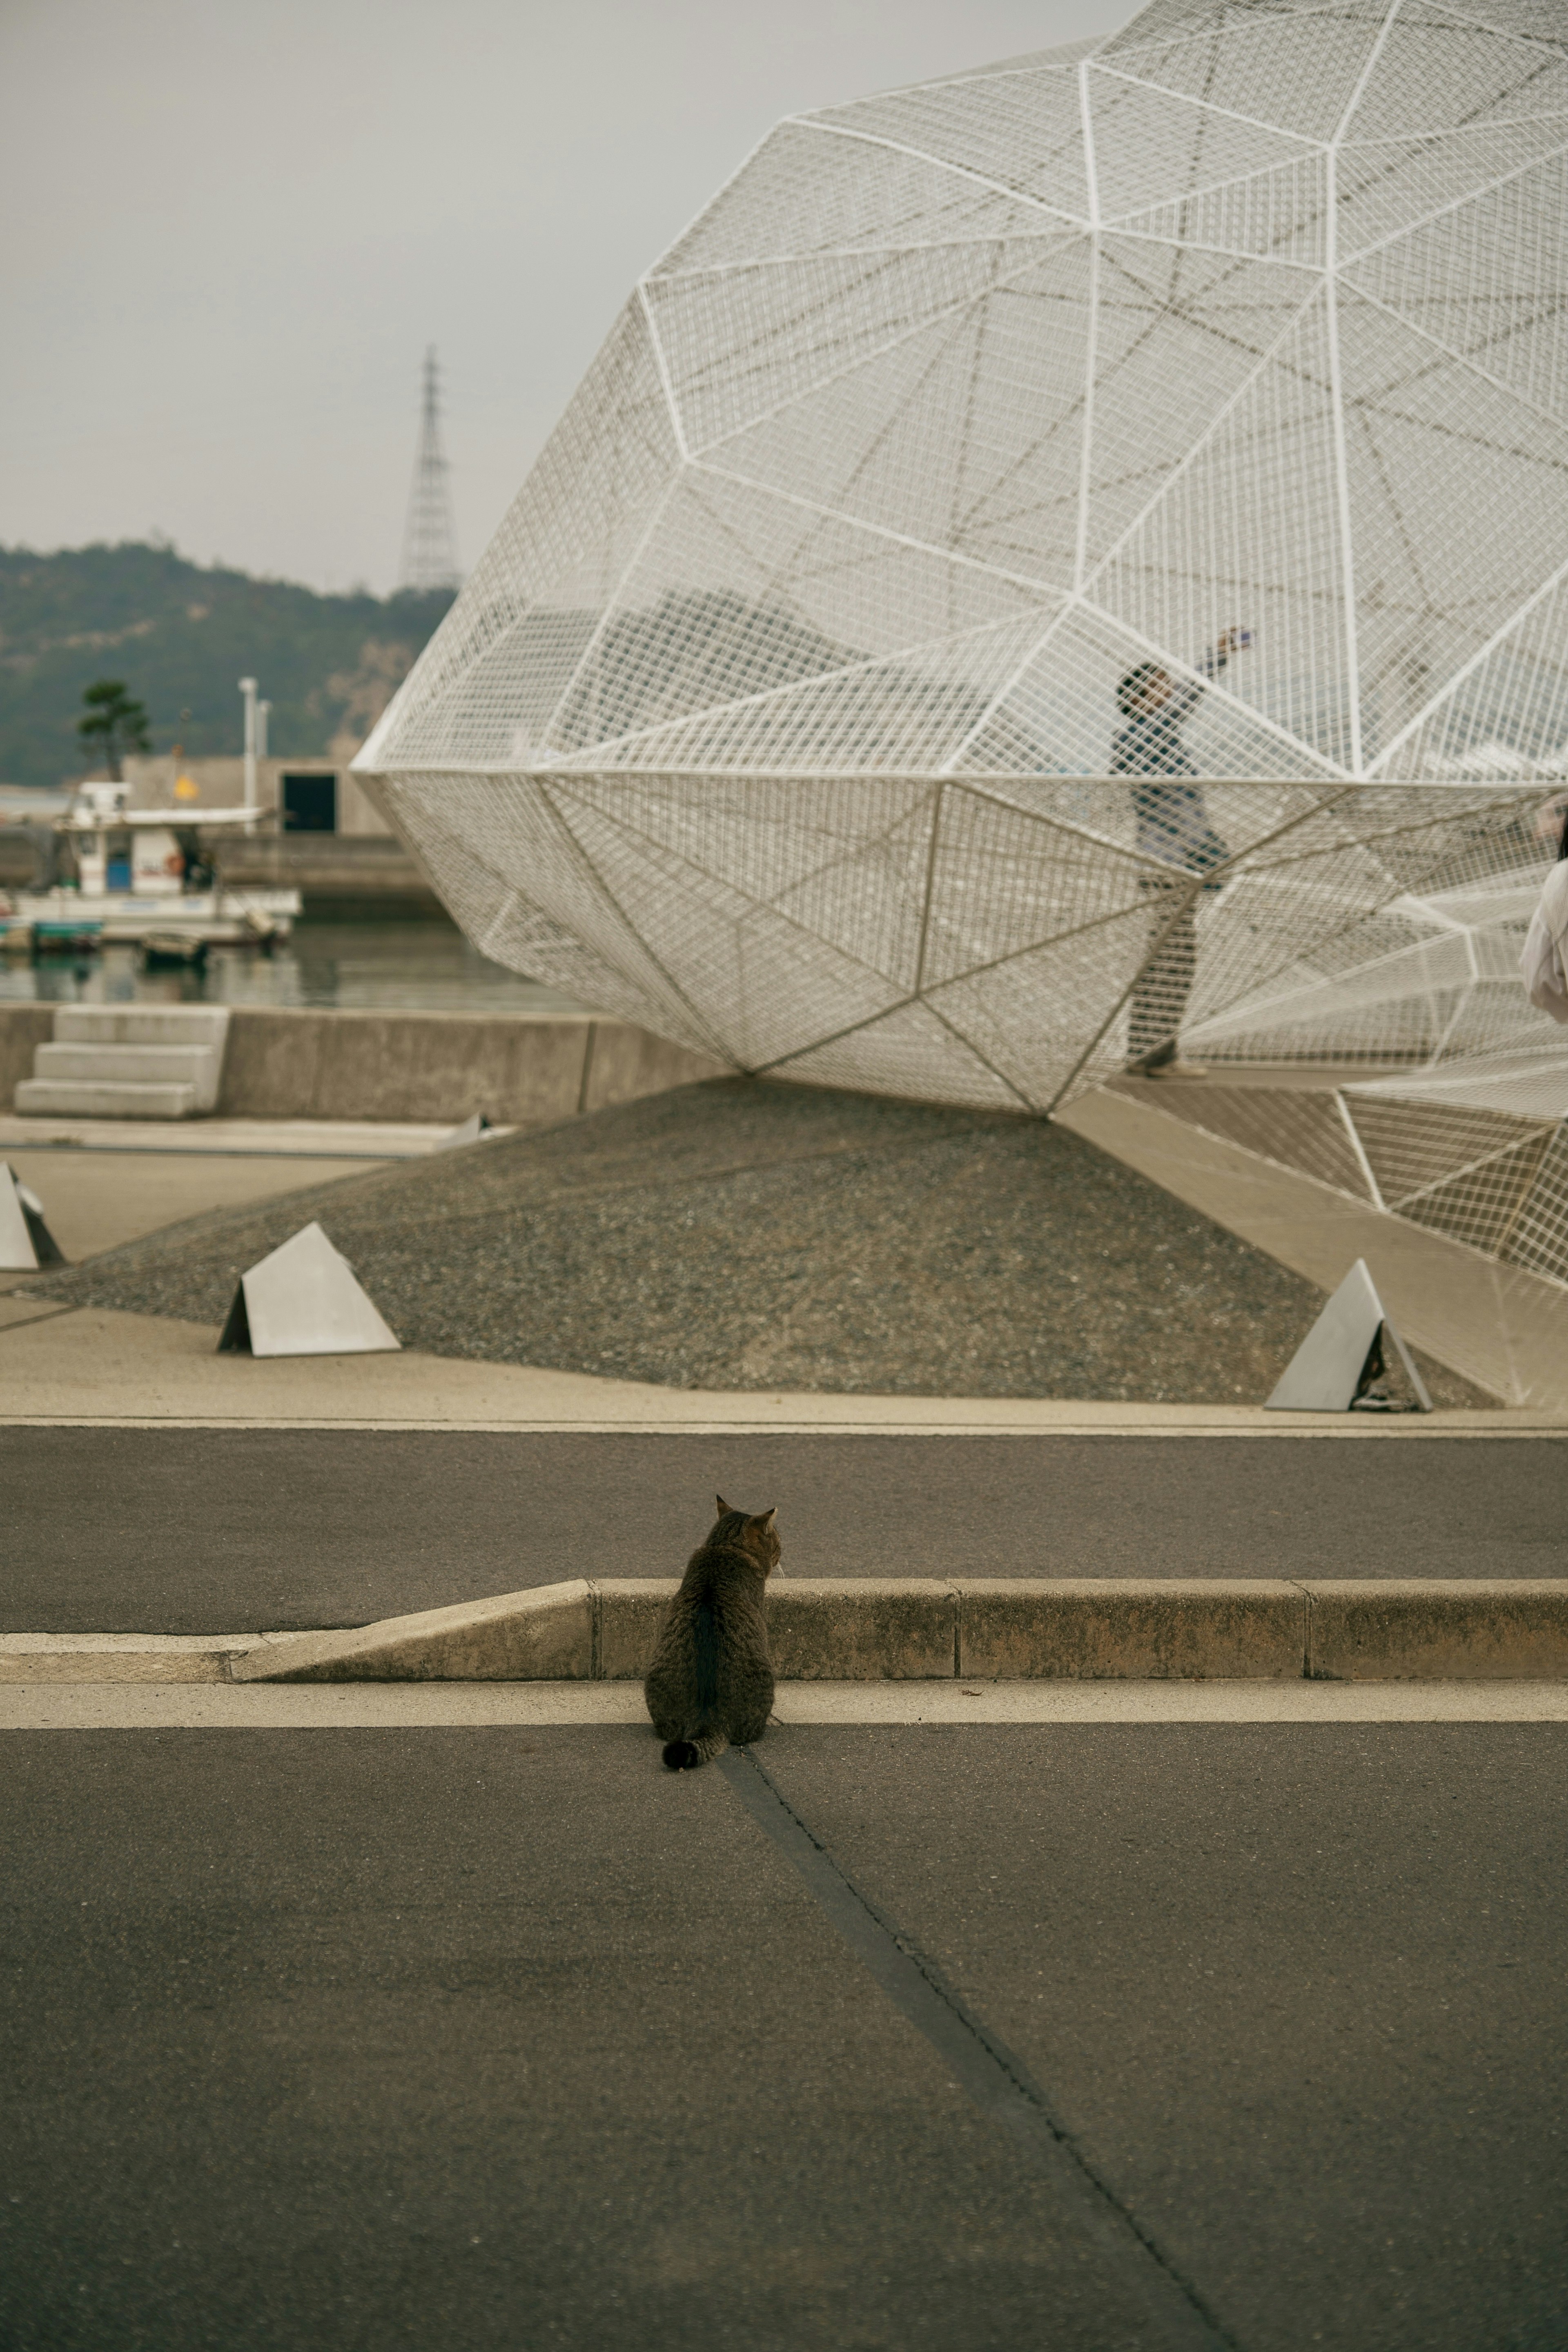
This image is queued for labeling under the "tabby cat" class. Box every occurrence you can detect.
[644,1497,782,1770]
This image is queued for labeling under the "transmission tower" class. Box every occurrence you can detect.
[398,345,461,592]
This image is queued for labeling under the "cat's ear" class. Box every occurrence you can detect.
[716,1494,731,1517]
[753,1507,777,1530]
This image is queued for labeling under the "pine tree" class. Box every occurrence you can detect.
[77,679,151,780]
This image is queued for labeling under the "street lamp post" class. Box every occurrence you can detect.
[239,677,258,812]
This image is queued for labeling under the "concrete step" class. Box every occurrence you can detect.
[53,1006,230,1048]
[15,1078,200,1120]
[38,1010,228,1111]
[232,1575,1568,1686]
[35,1042,218,1088]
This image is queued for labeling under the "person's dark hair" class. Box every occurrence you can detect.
[1558,803,1568,860]
[1116,661,1165,719]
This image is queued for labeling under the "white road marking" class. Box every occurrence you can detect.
[775,1681,1568,1724]
[2,1681,1566,1730]
[3,1416,1564,1437]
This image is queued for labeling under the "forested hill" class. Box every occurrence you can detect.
[0,542,455,789]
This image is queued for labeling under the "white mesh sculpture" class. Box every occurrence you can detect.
[1187,874,1551,1068]
[1156,866,1568,1285]
[358,0,1568,1120]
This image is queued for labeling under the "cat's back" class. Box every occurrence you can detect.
[685,1541,768,1632]
[647,1539,753,1663]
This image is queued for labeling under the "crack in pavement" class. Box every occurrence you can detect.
[719,1742,1238,2351]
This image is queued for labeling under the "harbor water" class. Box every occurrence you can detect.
[0,915,589,1016]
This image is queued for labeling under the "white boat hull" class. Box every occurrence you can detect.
[2,889,301,945]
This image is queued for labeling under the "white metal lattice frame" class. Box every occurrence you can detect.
[357,0,1568,1148]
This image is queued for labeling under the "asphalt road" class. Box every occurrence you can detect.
[5,1429,1565,1631]
[3,1723,1563,2350]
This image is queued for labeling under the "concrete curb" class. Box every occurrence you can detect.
[0,1633,273,1684]
[1303,1579,1568,1680]
[225,1578,1568,1686]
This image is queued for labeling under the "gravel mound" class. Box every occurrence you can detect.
[26,1079,1487,1405]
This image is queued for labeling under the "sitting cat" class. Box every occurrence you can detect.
[645,1497,782,1770]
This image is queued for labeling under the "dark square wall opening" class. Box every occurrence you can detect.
[282,773,337,832]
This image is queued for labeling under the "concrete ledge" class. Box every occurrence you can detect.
[0,1007,55,1114]
[595,1580,678,1679]
[229,1583,594,1683]
[955,1578,1306,1680]
[17,1584,1561,1687]
[225,1578,1568,1686]
[771,1579,956,1680]
[0,1633,264,1684]
[1303,1579,1568,1681]
[213,1007,727,1125]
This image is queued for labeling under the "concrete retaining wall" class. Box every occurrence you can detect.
[232,1577,1568,1685]
[0,1007,56,1114]
[217,836,440,910]
[1,1002,730,1125]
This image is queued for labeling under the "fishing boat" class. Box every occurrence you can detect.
[0,785,299,951]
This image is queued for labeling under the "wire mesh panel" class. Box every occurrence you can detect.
[359,0,1568,1268]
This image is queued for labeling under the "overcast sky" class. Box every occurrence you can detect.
[2,0,1134,594]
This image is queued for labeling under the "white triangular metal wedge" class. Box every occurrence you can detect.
[1266,1258,1431,1413]
[0,1164,37,1270]
[0,1163,65,1271]
[436,1112,492,1151]
[217,1222,401,1359]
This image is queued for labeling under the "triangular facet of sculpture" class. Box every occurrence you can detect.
[436,1112,493,1151]
[1266,1259,1432,1413]
[217,1223,401,1359]
[0,1164,65,1272]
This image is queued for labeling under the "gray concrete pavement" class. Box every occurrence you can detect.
[3,1722,1563,2350]
[765,1725,1568,2352]
[4,1428,1565,1632]
[2,1729,1193,2352]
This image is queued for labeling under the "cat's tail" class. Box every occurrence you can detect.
[662,1725,729,1771]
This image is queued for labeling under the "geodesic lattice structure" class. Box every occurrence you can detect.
[1158,872,1568,1281]
[358,0,1568,1115]
[1187,875,1552,1067]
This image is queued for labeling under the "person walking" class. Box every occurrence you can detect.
[1113,627,1251,1074]
[1522,800,1568,1022]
